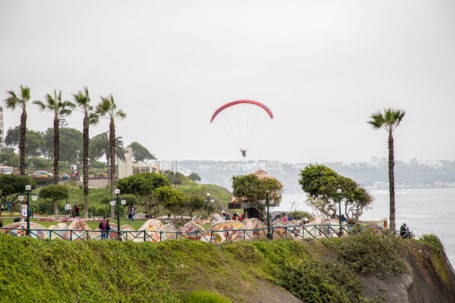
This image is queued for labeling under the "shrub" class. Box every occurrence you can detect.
[419,234,443,253]
[184,291,231,303]
[288,210,313,220]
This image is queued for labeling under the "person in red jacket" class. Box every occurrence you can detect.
[74,203,80,217]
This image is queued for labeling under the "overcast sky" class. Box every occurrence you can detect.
[1,0,454,163]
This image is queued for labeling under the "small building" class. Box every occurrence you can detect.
[117,147,160,179]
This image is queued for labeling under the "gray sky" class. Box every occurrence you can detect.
[1,0,455,162]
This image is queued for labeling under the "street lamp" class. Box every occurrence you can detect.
[114,188,123,240]
[206,193,211,216]
[337,188,342,236]
[266,190,272,240]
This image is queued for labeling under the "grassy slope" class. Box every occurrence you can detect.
[1,232,445,303]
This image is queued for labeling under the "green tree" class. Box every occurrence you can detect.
[43,128,83,164]
[153,186,185,217]
[0,175,36,211]
[298,164,372,221]
[34,90,75,184]
[38,184,69,215]
[4,85,32,174]
[128,141,156,163]
[73,87,99,218]
[96,95,126,217]
[116,173,170,216]
[184,194,205,218]
[368,108,405,231]
[89,132,125,169]
[5,126,44,157]
[188,172,201,182]
[232,174,282,203]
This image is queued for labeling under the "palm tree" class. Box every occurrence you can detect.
[368,108,405,232]
[4,85,31,175]
[73,88,98,218]
[34,90,74,184]
[96,95,126,218]
[89,132,126,171]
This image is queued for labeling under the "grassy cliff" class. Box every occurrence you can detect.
[0,231,454,303]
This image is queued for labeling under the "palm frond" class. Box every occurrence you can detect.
[367,112,384,129]
[33,100,46,111]
[4,90,19,109]
[116,109,126,119]
[20,85,31,101]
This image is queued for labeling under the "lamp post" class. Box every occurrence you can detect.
[112,189,126,240]
[266,190,272,240]
[206,192,211,216]
[337,188,342,236]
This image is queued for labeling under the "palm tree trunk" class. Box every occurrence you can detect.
[83,113,89,218]
[388,129,396,232]
[109,118,116,218]
[53,115,59,184]
[19,109,27,175]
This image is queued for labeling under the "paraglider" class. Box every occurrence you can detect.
[210,100,273,158]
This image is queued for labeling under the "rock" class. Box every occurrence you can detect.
[139,219,163,242]
[134,213,146,220]
[2,222,48,239]
[243,218,267,240]
[210,213,224,224]
[210,220,247,244]
[48,223,69,240]
[181,221,207,241]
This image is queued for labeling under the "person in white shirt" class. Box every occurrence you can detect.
[65,201,72,215]
[20,201,28,222]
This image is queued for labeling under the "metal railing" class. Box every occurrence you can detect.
[0,223,358,243]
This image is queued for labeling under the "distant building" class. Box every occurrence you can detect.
[0,107,4,148]
[117,146,160,179]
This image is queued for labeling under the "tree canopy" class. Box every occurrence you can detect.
[232,173,282,203]
[5,126,44,157]
[116,173,171,215]
[299,164,372,221]
[128,141,156,163]
[187,172,201,182]
[43,128,82,163]
[0,175,36,203]
[38,184,70,215]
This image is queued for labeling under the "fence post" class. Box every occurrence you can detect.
[70,230,72,241]
[143,230,146,242]
[160,231,163,242]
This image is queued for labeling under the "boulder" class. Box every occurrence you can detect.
[2,222,48,239]
[138,219,163,242]
[181,221,207,241]
[210,220,247,244]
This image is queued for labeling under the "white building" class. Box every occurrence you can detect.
[117,146,160,179]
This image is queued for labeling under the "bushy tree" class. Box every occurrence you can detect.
[153,186,185,216]
[184,194,205,217]
[232,173,282,203]
[187,172,201,182]
[5,126,44,157]
[299,164,372,221]
[0,175,36,209]
[128,141,156,163]
[38,184,69,215]
[43,128,82,164]
[116,173,170,216]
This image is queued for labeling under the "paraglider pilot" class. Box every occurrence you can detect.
[240,148,247,158]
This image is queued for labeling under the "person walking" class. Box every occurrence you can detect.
[128,205,136,222]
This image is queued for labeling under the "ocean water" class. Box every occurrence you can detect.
[276,188,455,267]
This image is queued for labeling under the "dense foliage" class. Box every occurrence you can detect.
[299,164,372,221]
[38,184,70,215]
[128,141,156,163]
[0,174,36,204]
[0,231,414,302]
[232,173,282,203]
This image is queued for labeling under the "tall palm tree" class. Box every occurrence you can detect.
[4,85,31,175]
[96,95,126,218]
[34,90,74,184]
[368,108,405,232]
[73,88,98,218]
[89,132,126,170]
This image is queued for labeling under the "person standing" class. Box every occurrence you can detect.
[128,205,136,222]
[105,219,111,239]
[64,201,72,215]
[100,217,107,240]
[20,201,28,222]
[74,203,80,217]
[400,223,408,239]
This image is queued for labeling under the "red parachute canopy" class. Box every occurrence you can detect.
[210,100,274,123]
